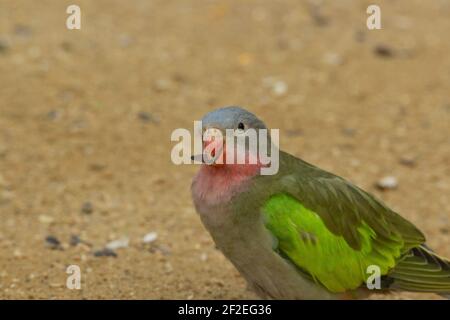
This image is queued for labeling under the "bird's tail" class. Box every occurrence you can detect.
[386,245,450,296]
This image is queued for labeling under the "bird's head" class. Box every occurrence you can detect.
[195,106,269,167]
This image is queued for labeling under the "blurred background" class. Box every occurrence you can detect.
[0,0,449,299]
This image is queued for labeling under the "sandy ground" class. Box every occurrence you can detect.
[0,0,449,299]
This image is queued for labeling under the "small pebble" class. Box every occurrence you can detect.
[399,155,417,167]
[89,163,106,171]
[143,232,158,244]
[0,38,10,53]
[263,77,288,96]
[60,41,73,52]
[70,235,82,246]
[38,215,54,224]
[374,45,394,58]
[272,81,288,96]
[376,176,398,190]
[172,73,187,84]
[45,236,62,250]
[137,111,159,124]
[310,6,328,27]
[93,248,117,257]
[149,244,171,256]
[105,237,129,250]
[46,110,62,121]
[81,201,93,214]
[70,234,92,247]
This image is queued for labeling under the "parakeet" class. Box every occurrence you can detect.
[191,106,450,300]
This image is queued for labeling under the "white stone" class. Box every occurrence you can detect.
[377,176,398,190]
[105,237,129,250]
[142,232,158,244]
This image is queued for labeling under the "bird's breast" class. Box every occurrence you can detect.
[191,164,258,207]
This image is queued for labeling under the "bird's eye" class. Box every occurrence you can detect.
[237,122,245,130]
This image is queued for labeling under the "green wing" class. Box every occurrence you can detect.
[261,152,428,293]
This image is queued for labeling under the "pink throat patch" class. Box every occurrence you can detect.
[192,162,262,205]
